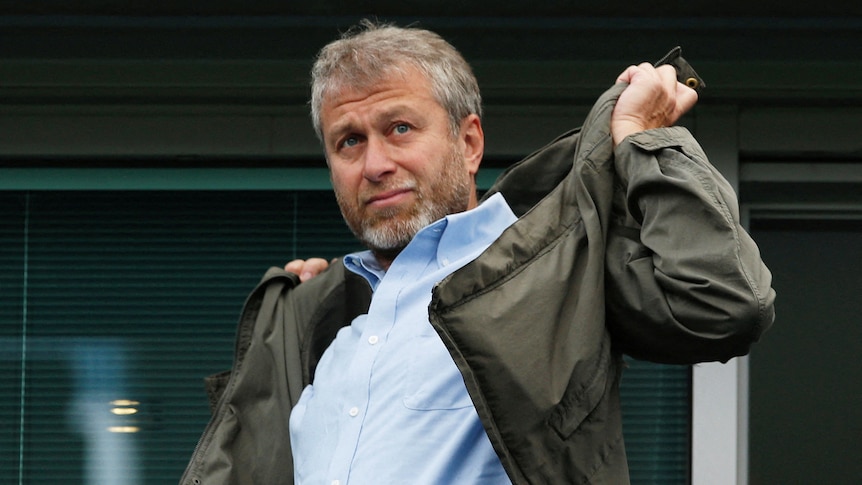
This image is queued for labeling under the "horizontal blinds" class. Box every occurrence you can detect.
[621,358,690,484]
[0,193,26,481]
[3,190,358,483]
[1,189,689,483]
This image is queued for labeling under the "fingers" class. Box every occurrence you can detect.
[618,63,697,102]
[615,64,641,85]
[673,80,699,121]
[284,257,330,282]
[616,62,673,86]
[611,62,698,144]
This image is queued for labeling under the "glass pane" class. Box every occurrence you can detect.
[16,190,356,483]
[0,193,27,484]
[621,358,690,484]
[749,218,862,484]
[1,189,690,483]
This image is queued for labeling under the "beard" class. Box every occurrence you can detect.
[334,145,472,260]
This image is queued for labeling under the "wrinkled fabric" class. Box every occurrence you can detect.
[180,83,774,485]
[290,194,516,484]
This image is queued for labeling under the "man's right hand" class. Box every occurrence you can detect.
[284,258,331,282]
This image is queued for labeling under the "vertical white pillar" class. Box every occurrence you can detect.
[690,106,747,485]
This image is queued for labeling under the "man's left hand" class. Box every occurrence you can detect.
[611,63,699,146]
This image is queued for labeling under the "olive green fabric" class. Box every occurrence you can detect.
[430,84,773,483]
[180,83,774,485]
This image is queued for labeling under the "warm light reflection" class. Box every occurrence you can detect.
[110,399,140,406]
[111,407,138,415]
[107,426,141,433]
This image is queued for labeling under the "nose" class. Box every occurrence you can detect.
[362,135,397,183]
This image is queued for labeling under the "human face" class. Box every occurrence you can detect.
[321,68,483,265]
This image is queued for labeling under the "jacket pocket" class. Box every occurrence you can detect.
[546,339,612,439]
[203,370,231,415]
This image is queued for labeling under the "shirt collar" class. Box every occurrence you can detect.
[434,192,516,269]
[344,250,387,291]
[344,192,516,288]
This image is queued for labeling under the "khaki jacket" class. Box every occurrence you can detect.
[180,82,775,485]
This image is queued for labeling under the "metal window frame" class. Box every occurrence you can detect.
[694,105,862,485]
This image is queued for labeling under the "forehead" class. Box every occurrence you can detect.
[321,68,439,123]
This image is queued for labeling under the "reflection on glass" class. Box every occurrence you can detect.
[70,340,141,485]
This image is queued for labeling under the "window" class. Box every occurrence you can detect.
[1,185,689,483]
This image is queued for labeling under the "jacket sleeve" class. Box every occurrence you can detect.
[604,126,775,364]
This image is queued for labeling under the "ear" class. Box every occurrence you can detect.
[459,114,484,176]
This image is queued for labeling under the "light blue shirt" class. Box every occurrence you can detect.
[289,193,517,485]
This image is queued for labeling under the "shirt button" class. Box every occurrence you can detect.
[348,406,359,417]
[331,480,341,485]
[441,257,450,266]
[368,335,379,345]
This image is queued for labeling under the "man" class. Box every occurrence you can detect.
[181,20,775,485]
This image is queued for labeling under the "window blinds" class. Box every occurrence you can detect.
[0,189,687,483]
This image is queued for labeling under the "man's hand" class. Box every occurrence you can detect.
[284,258,331,282]
[611,63,699,146]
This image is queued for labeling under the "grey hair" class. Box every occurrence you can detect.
[310,19,483,141]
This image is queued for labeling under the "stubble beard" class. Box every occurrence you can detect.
[334,147,472,261]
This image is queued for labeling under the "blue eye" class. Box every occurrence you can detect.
[343,136,359,147]
[394,124,410,134]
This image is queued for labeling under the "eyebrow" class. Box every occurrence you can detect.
[325,120,357,146]
[326,104,422,143]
